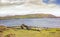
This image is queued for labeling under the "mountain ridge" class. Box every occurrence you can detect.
[0,14,58,20]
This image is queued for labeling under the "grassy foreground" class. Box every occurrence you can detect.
[2,28,60,37]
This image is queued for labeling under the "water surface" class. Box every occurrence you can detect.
[0,18,60,28]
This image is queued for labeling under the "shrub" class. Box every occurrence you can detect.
[0,25,7,32]
[0,33,4,37]
[6,34,16,37]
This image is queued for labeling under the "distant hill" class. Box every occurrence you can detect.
[0,14,57,20]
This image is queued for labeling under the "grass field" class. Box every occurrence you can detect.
[1,28,60,37]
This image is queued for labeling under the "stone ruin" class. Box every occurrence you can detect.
[20,24,31,30]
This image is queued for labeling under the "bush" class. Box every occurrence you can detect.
[0,33,4,37]
[6,34,16,37]
[0,25,7,32]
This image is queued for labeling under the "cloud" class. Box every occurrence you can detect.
[43,0,55,4]
[0,0,60,16]
[0,4,60,16]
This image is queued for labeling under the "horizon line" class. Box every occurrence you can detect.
[0,13,60,17]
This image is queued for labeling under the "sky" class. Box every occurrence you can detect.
[0,0,60,16]
[43,0,60,5]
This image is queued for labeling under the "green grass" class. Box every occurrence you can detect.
[2,28,60,37]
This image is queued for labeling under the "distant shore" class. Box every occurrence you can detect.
[0,14,59,20]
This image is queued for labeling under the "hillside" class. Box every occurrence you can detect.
[0,14,56,20]
[1,28,60,37]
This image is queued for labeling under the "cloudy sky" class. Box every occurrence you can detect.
[0,0,60,16]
